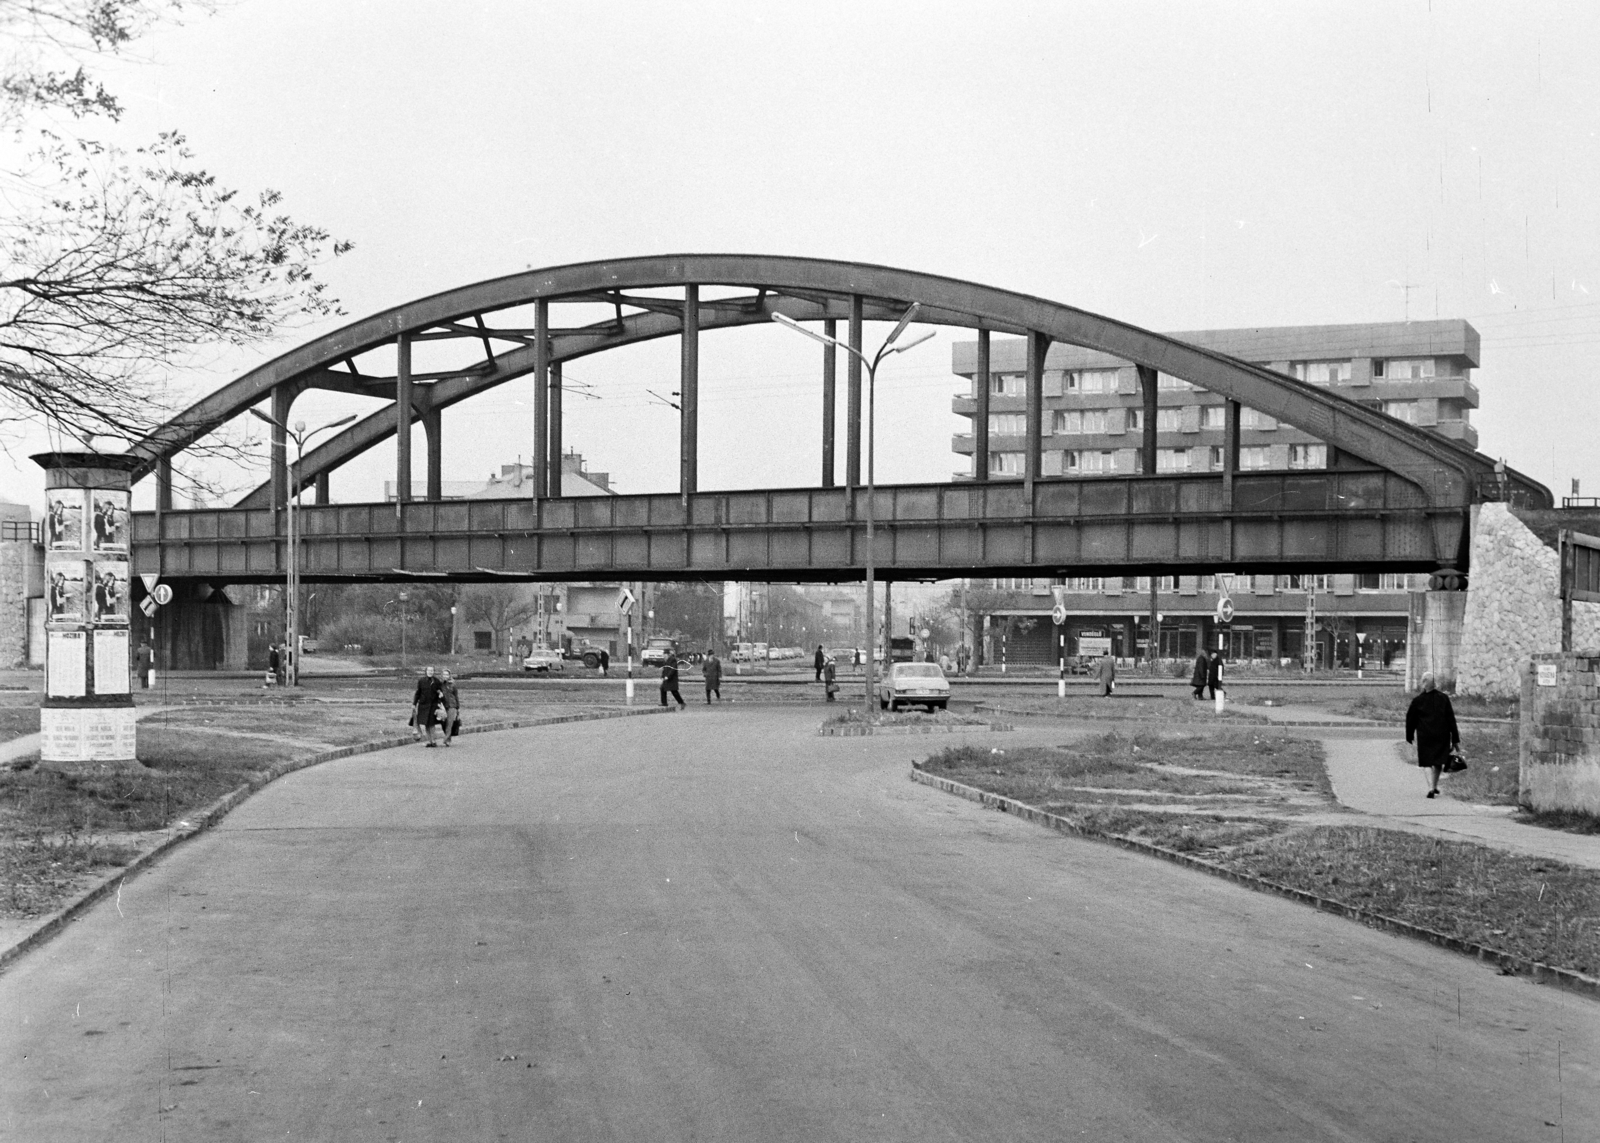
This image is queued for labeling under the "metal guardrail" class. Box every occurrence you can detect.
[1563,497,1600,509]
[0,520,41,543]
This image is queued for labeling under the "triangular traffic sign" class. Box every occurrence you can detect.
[140,573,160,592]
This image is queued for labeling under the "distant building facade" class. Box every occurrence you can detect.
[952,321,1481,668]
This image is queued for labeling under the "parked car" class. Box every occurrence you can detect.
[753,642,769,662]
[876,662,951,711]
[641,637,678,667]
[522,648,566,673]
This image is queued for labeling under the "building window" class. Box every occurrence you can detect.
[1156,408,1183,432]
[1065,577,1104,591]
[987,414,1027,435]
[1240,407,1272,430]
[1207,445,1225,470]
[1157,372,1192,391]
[1055,409,1107,434]
[1239,446,1272,470]
[1065,368,1119,393]
[1283,574,1332,591]
[1201,405,1226,429]
[1377,358,1436,380]
[989,451,1023,476]
[1382,400,1418,423]
[1065,450,1114,474]
[990,373,1024,396]
[1156,448,1189,473]
[1288,443,1327,469]
[1292,360,1352,385]
[1126,408,1143,431]
[1357,573,1382,590]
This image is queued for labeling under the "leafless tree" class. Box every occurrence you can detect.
[0,1,350,447]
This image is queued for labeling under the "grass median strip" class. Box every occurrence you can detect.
[919,733,1600,983]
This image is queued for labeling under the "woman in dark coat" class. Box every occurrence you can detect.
[1405,671,1460,798]
[1190,651,1209,699]
[1206,650,1224,700]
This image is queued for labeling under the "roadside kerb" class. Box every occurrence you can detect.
[910,765,1600,1003]
[0,705,668,975]
[819,721,1014,737]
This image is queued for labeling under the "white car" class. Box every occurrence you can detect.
[522,648,566,673]
[876,662,950,711]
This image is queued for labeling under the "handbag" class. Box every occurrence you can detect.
[1443,748,1468,774]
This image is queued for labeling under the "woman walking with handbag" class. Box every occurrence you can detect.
[1405,672,1461,799]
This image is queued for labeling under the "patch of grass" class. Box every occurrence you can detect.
[1516,808,1600,835]
[982,696,1267,724]
[1221,826,1600,977]
[0,706,40,745]
[2,824,142,918]
[825,707,983,727]
[1332,692,1518,722]
[922,731,1330,809]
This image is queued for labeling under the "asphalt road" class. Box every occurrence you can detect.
[3,708,1594,1141]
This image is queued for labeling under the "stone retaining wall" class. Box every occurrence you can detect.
[1457,504,1600,698]
[1520,652,1600,815]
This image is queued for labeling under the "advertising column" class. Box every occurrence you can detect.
[34,452,139,770]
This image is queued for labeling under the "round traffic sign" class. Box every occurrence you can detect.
[1051,604,1068,625]
[1215,596,1235,623]
[919,627,931,639]
[152,583,173,606]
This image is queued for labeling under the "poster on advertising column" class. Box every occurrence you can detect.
[47,629,87,697]
[94,629,130,695]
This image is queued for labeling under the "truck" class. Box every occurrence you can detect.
[641,637,679,667]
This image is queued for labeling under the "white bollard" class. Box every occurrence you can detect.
[1214,688,1225,715]
[625,678,634,704]
[1057,678,1066,699]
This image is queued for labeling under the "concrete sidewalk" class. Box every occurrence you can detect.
[1321,734,1600,870]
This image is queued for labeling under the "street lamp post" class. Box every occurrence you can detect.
[774,306,934,723]
[248,410,357,686]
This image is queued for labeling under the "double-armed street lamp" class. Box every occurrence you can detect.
[248,410,358,686]
[773,305,935,723]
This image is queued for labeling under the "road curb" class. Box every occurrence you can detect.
[909,767,1600,1003]
[818,721,1013,737]
[0,705,667,975]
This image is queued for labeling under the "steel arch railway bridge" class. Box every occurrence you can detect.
[127,254,1549,588]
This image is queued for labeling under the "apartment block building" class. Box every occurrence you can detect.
[952,321,1480,668]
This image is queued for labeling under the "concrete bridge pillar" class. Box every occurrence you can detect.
[154,581,248,672]
[314,473,329,505]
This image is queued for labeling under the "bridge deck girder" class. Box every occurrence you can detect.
[133,471,1465,585]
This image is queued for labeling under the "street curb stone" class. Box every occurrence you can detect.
[0,705,667,975]
[818,721,1014,737]
[909,767,1600,1003]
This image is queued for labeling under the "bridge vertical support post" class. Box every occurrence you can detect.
[1025,331,1047,500]
[821,319,837,488]
[156,457,173,513]
[1223,399,1241,507]
[974,330,990,481]
[1136,365,1158,476]
[681,285,699,502]
[269,384,291,526]
[423,407,442,502]
[533,300,549,500]
[314,473,329,505]
[1223,398,1241,563]
[549,362,563,496]
[846,295,863,491]
[395,334,413,505]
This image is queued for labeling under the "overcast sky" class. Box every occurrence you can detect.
[3,0,1597,510]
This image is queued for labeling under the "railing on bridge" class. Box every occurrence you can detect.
[130,468,1457,582]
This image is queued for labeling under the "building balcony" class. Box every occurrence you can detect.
[1430,420,1479,447]
[953,395,976,416]
[1358,377,1479,406]
[953,433,974,454]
